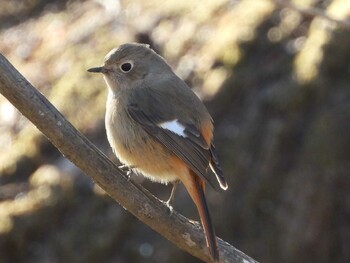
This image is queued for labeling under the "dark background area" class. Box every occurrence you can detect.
[0,0,349,262]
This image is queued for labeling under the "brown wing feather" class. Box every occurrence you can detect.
[209,145,228,190]
[127,104,216,188]
[126,76,227,190]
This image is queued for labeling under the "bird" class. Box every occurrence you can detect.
[88,43,228,261]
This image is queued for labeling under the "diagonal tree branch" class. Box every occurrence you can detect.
[0,53,258,263]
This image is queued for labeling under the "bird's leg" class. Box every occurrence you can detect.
[166,181,179,211]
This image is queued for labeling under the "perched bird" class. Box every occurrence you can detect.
[88,43,228,261]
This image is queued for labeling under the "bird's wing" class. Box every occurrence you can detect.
[209,144,227,190]
[126,79,217,187]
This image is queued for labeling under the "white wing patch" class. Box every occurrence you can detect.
[158,119,187,137]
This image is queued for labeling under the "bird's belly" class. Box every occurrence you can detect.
[106,112,184,184]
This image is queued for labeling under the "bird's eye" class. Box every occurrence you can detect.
[120,62,133,73]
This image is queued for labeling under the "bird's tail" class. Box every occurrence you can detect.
[185,170,219,261]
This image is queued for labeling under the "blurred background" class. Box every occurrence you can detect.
[1,0,350,262]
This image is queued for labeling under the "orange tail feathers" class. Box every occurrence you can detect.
[181,170,219,261]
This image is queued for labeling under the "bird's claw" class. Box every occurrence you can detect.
[164,199,174,215]
[118,164,135,180]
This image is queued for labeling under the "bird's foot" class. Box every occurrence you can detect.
[166,199,174,214]
[161,199,174,216]
[118,164,136,180]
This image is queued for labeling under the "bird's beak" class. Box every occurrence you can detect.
[87,66,105,73]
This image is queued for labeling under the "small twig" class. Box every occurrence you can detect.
[273,0,350,29]
[0,53,258,263]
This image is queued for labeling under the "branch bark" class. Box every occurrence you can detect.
[0,53,258,263]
